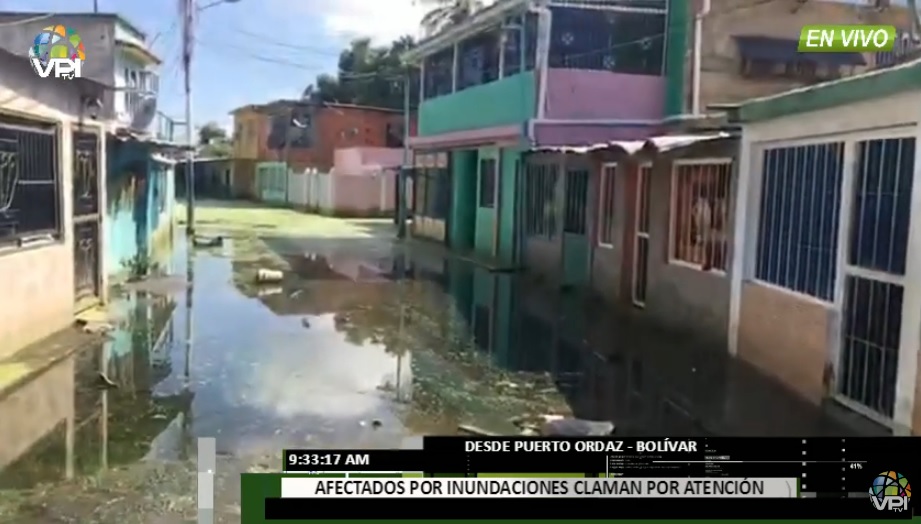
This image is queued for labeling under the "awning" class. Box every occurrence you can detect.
[531,132,733,155]
[734,35,866,67]
[408,124,522,150]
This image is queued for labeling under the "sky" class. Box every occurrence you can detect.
[0,0,428,133]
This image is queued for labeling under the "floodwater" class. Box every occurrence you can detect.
[0,225,884,520]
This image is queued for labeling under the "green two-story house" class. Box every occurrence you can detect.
[403,0,686,268]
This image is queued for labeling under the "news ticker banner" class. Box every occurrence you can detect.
[241,473,912,522]
[282,437,919,491]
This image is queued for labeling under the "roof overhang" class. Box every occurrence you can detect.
[732,57,921,124]
[115,39,161,65]
[531,132,734,155]
[402,0,530,63]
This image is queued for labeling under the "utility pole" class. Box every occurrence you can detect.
[397,74,410,239]
[93,0,99,13]
[181,0,196,238]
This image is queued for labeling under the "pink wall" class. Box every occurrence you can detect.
[545,69,665,120]
[534,123,662,146]
[333,147,404,176]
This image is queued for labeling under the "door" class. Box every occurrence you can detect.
[72,129,102,308]
[632,164,652,307]
[836,137,914,426]
[561,168,590,287]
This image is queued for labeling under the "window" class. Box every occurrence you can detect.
[563,169,589,234]
[524,162,558,238]
[423,48,454,99]
[849,137,914,275]
[598,164,617,245]
[0,115,61,246]
[548,6,665,75]
[670,161,732,272]
[478,158,496,208]
[755,143,844,300]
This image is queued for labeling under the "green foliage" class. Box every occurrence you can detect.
[121,252,159,281]
[416,0,485,35]
[309,36,417,110]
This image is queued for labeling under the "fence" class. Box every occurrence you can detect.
[254,161,401,217]
[288,169,333,212]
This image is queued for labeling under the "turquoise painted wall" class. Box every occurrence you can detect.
[106,141,173,277]
[497,148,520,266]
[419,72,536,136]
[664,1,690,116]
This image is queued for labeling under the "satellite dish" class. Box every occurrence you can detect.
[130,94,158,131]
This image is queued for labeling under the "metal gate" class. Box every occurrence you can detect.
[632,164,652,307]
[561,168,590,287]
[837,137,914,424]
[72,129,101,305]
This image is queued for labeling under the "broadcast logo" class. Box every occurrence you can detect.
[869,471,910,512]
[29,25,86,79]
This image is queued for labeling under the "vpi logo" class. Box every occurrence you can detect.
[28,25,86,79]
[869,471,911,512]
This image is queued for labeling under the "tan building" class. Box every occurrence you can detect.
[693,0,913,112]
[0,49,108,361]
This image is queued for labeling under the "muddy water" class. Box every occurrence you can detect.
[0,229,881,521]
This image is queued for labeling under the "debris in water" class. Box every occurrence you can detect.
[96,372,118,389]
[541,418,615,436]
[458,424,499,436]
[77,319,114,334]
[256,269,284,283]
[301,318,310,328]
[256,287,283,297]
[371,419,382,428]
[193,235,223,248]
[289,289,303,299]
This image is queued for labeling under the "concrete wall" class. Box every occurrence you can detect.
[0,354,75,471]
[635,141,737,347]
[0,14,116,85]
[232,108,266,160]
[697,0,912,109]
[0,55,108,360]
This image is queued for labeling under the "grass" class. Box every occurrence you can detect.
[176,200,391,239]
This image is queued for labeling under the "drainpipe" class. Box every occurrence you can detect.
[530,1,552,141]
[691,0,711,116]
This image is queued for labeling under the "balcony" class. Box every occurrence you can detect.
[418,72,536,136]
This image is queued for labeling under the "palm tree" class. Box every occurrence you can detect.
[416,0,486,36]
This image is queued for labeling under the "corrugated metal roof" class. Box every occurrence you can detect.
[531,132,733,154]
[734,35,865,67]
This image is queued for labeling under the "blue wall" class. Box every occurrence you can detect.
[105,139,173,277]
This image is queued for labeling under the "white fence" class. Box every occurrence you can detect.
[287,169,333,212]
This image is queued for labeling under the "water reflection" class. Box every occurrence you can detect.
[0,291,185,489]
[0,234,874,489]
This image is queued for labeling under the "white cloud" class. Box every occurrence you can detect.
[320,0,426,43]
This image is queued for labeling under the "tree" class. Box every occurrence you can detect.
[416,0,485,36]
[198,122,227,145]
[306,36,417,111]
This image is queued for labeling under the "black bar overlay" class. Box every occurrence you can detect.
[283,437,919,495]
[265,496,915,520]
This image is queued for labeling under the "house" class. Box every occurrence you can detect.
[176,158,234,200]
[0,12,179,278]
[0,46,108,360]
[231,100,414,175]
[230,104,268,199]
[440,0,916,346]
[727,58,921,436]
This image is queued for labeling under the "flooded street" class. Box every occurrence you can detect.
[0,204,882,522]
